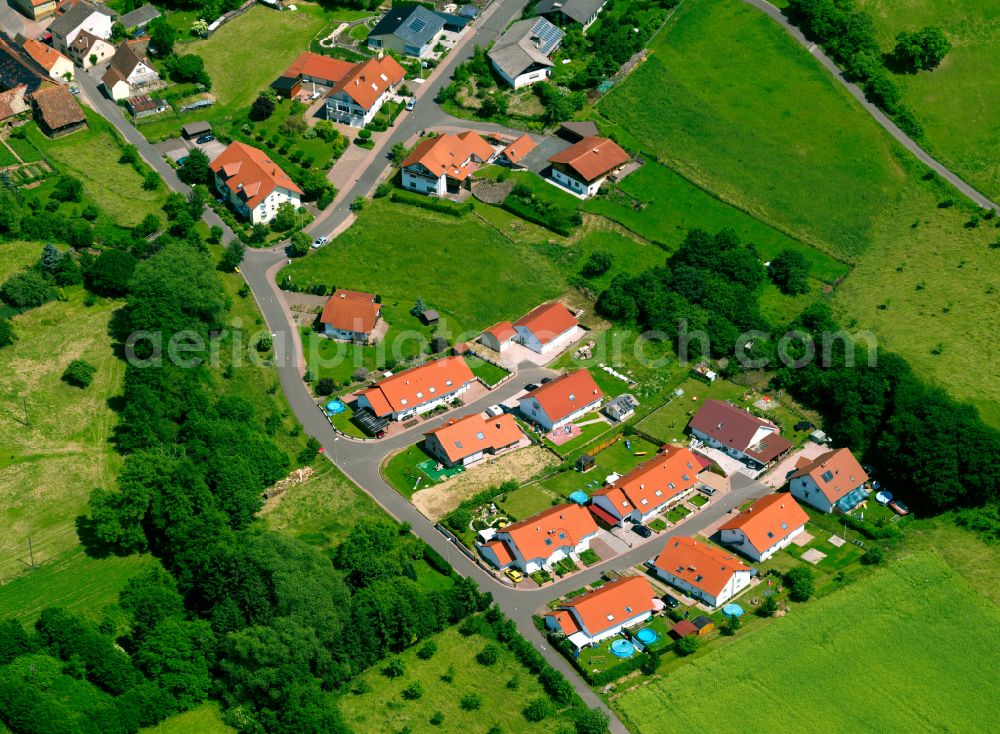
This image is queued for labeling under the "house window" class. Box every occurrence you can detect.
[655,490,662,497]
[625,606,632,614]
[668,482,675,490]
[682,474,690,481]
[400,399,408,405]
[415,391,423,399]
[476,432,485,440]
[544,538,552,546]
[640,499,647,505]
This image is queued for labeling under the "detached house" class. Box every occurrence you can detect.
[479,502,598,573]
[590,446,703,527]
[789,448,870,514]
[487,16,564,89]
[424,412,525,468]
[20,39,74,82]
[357,356,475,422]
[66,29,114,69]
[101,42,161,101]
[534,0,609,32]
[319,289,383,343]
[720,493,809,561]
[50,1,114,59]
[12,0,59,21]
[651,537,753,609]
[548,135,629,198]
[688,399,793,470]
[400,131,494,196]
[209,142,303,225]
[494,133,537,169]
[519,369,603,431]
[544,576,658,649]
[324,55,405,127]
[367,4,445,58]
[271,52,355,98]
[514,301,579,354]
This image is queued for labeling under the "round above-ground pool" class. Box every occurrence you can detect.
[326,400,346,415]
[722,603,744,618]
[568,490,588,505]
[635,628,658,645]
[610,639,636,658]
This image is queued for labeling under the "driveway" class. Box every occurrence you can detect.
[157,137,226,162]
[0,0,46,38]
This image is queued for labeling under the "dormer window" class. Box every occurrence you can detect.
[400,399,408,405]
[655,490,662,497]
[416,391,423,399]
[476,432,485,440]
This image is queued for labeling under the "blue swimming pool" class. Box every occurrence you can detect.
[610,639,636,658]
[635,628,658,645]
[326,400,346,415]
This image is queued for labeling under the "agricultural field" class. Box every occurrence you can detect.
[858,0,1000,201]
[613,550,1000,733]
[339,627,580,733]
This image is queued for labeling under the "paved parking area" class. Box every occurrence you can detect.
[155,137,226,163]
[760,442,828,488]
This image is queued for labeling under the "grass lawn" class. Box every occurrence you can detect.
[665,505,691,523]
[383,442,439,498]
[596,0,909,260]
[858,0,1000,201]
[498,483,559,521]
[464,354,509,386]
[613,550,1000,732]
[5,134,44,163]
[0,141,17,167]
[140,702,234,734]
[24,112,167,227]
[689,493,709,508]
[635,377,744,443]
[259,461,386,549]
[281,199,566,337]
[340,627,579,732]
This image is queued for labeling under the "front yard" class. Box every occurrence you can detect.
[463,354,509,386]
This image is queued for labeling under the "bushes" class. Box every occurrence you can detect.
[389,189,473,217]
[415,640,437,660]
[502,194,575,236]
[476,643,500,666]
[784,566,815,602]
[400,681,423,700]
[523,696,554,722]
[62,359,96,388]
[2,269,55,310]
[422,545,455,578]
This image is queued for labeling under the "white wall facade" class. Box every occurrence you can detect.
[566,610,653,649]
[323,324,373,343]
[357,382,470,422]
[720,523,805,562]
[55,12,113,52]
[518,395,601,431]
[651,567,752,608]
[325,89,389,128]
[789,476,836,513]
[401,167,446,196]
[505,531,597,573]
[550,167,604,198]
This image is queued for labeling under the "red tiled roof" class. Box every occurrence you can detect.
[320,290,381,334]
[283,51,355,83]
[209,142,302,210]
[789,448,869,504]
[561,577,656,637]
[483,321,516,342]
[329,55,405,110]
[595,446,702,514]
[500,133,536,164]
[548,136,629,182]
[401,131,494,181]
[653,537,751,598]
[514,301,577,345]
[522,370,603,425]
[424,413,524,464]
[485,538,515,566]
[720,493,809,555]
[547,609,581,636]
[503,503,598,562]
[587,503,620,527]
[21,39,70,72]
[359,356,475,416]
[670,620,698,638]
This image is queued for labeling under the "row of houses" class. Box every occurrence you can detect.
[0,32,86,136]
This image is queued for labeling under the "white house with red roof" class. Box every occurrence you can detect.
[400,131,495,196]
[719,493,809,561]
[356,356,475,422]
[319,289,382,343]
[518,369,603,431]
[548,135,629,197]
[479,321,517,352]
[324,55,405,127]
[209,142,302,224]
[788,447,870,514]
[651,537,753,608]
[513,301,579,355]
[479,502,598,573]
[544,576,658,649]
[590,446,703,526]
[424,412,526,468]
[688,399,793,471]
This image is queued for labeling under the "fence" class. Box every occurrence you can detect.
[204,0,259,37]
[434,522,515,587]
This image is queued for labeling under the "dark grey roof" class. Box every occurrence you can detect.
[535,0,607,26]
[182,121,212,137]
[368,4,445,48]
[487,17,564,80]
[118,4,161,29]
[50,2,113,38]
[0,31,50,93]
[559,120,599,140]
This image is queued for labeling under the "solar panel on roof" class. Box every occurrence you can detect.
[409,18,427,32]
[530,17,565,56]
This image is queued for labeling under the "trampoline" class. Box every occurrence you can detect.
[610,639,636,658]
[635,628,658,645]
[569,490,588,505]
[722,603,744,618]
[325,400,346,415]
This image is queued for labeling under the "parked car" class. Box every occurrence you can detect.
[311,236,329,249]
[505,568,524,584]
[405,97,415,111]
[661,593,680,609]
[540,377,553,384]
[889,499,911,516]
[176,156,188,167]
[485,404,504,418]
[524,383,540,392]
[632,524,652,538]
[698,485,716,497]
[195,134,215,144]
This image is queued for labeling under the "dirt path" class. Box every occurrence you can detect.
[411,446,558,521]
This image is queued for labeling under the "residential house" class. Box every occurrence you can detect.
[494,133,536,168]
[356,355,475,422]
[688,399,793,470]
[66,29,114,69]
[513,301,578,354]
[271,52,355,98]
[31,84,87,137]
[20,39,74,82]
[125,94,168,118]
[324,55,405,128]
[101,42,161,101]
[400,131,494,196]
[589,446,703,526]
[209,142,303,224]
[548,135,629,198]
[367,4,445,58]
[487,16,564,89]
[12,0,59,21]
[479,321,516,352]
[544,576,658,649]
[719,493,809,562]
[117,4,160,33]
[651,537,753,609]
[423,412,525,468]
[50,1,114,58]
[518,369,603,431]
[0,85,30,122]
[0,32,51,94]
[319,289,383,343]
[788,448,870,514]
[534,0,609,32]
[479,502,598,573]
